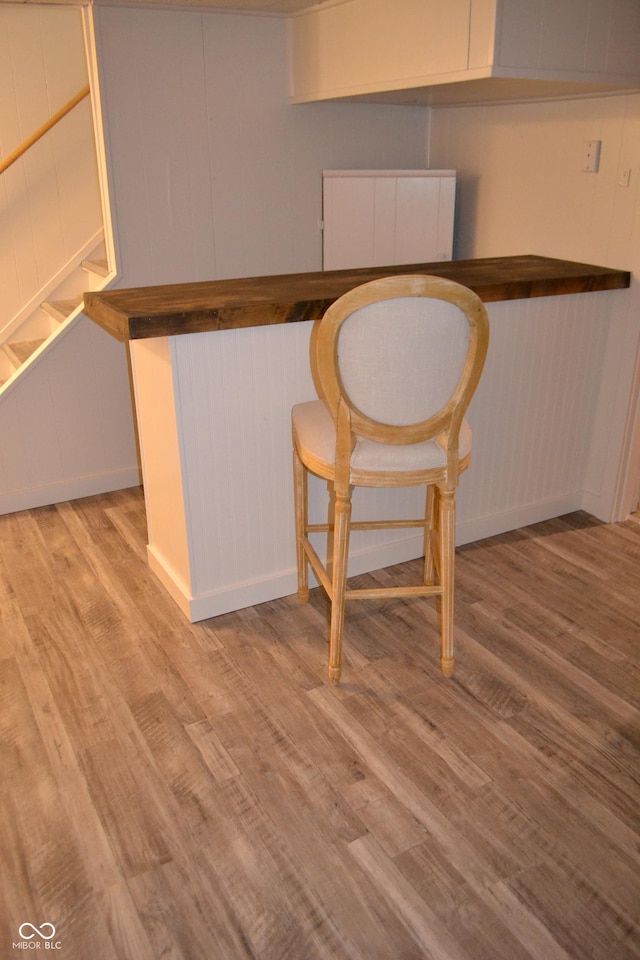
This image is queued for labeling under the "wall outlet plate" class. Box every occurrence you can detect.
[582,140,601,173]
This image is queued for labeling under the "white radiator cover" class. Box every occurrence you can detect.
[323,169,456,271]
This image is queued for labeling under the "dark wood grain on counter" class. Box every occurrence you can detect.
[83,255,631,341]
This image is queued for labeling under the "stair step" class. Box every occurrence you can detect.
[82,257,109,278]
[42,296,83,324]
[2,343,22,369]
[8,339,47,365]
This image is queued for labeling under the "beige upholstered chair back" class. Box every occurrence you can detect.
[313,274,489,450]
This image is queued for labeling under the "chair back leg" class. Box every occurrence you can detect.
[293,449,310,603]
[328,484,353,683]
[438,487,456,677]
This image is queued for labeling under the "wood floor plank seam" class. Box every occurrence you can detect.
[456,616,640,791]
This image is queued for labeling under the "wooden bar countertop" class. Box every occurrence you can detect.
[83,254,631,342]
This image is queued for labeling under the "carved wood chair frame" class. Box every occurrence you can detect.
[292,274,489,682]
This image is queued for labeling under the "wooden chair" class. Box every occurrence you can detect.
[291,274,489,682]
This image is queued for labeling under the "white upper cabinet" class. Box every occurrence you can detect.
[289,0,640,106]
[323,170,456,271]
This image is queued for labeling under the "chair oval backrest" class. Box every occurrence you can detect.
[314,275,489,447]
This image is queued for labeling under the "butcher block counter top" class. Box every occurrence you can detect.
[83,254,630,342]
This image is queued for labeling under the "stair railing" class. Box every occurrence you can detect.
[0,84,90,176]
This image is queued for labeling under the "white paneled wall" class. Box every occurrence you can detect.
[1,6,428,516]
[457,291,613,538]
[429,92,640,516]
[430,95,640,268]
[0,317,139,514]
[93,5,429,288]
[0,5,103,337]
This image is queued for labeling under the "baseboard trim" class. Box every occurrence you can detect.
[144,492,585,623]
[147,533,428,623]
[579,488,615,524]
[0,467,140,516]
[455,491,583,545]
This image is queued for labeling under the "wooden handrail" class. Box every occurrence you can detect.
[0,84,90,177]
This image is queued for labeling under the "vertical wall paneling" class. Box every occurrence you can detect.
[429,91,640,519]
[0,318,139,515]
[1,5,427,516]
[456,292,611,540]
[0,5,138,515]
[94,5,429,289]
[323,176,377,270]
[92,6,216,289]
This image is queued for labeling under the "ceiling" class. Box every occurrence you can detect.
[17,0,319,11]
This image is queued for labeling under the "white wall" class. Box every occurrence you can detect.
[0,316,139,513]
[92,5,429,288]
[429,94,640,267]
[0,5,429,515]
[429,93,640,517]
[0,4,103,337]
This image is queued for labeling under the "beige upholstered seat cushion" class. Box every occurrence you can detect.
[292,399,472,475]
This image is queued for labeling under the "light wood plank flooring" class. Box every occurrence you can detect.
[0,486,639,959]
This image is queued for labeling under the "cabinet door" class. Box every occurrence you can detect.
[323,176,377,271]
[291,0,472,103]
[323,172,455,271]
[394,176,455,266]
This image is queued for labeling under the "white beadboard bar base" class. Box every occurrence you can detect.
[148,490,586,623]
[148,530,432,623]
[127,284,629,624]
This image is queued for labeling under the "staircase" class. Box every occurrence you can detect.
[0,23,139,516]
[0,250,110,391]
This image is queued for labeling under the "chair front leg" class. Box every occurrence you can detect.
[328,483,352,683]
[438,488,456,678]
[293,448,309,603]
